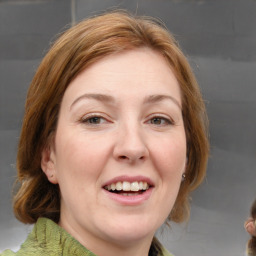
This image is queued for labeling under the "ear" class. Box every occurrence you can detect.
[41,144,58,184]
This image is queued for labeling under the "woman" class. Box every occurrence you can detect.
[1,11,209,256]
[245,200,256,256]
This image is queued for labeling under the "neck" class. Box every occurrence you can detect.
[86,237,153,256]
[59,218,154,256]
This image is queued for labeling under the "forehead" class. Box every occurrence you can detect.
[63,48,181,105]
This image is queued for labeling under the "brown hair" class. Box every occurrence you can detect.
[247,200,256,256]
[13,10,209,254]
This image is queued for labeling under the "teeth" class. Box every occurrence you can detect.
[131,181,139,191]
[122,193,140,196]
[143,182,148,190]
[116,181,122,191]
[104,181,150,192]
[111,183,116,190]
[123,181,131,191]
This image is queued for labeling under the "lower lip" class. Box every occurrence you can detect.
[103,187,153,206]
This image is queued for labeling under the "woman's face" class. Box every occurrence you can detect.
[42,48,186,252]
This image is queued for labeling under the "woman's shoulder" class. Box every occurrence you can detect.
[1,218,95,256]
[1,218,174,256]
[0,249,16,256]
[162,246,175,256]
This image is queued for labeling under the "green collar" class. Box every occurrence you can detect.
[3,218,173,256]
[20,217,95,256]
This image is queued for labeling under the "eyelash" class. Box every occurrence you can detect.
[147,115,175,126]
[80,114,109,125]
[79,114,175,127]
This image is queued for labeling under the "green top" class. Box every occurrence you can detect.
[1,218,173,256]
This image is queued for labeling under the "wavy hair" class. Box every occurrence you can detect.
[13,11,209,255]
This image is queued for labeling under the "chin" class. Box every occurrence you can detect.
[100,216,158,244]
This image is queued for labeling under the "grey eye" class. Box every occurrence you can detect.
[150,117,172,125]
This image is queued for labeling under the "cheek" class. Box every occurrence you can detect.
[54,137,103,207]
[151,134,187,178]
[54,133,110,185]
[149,135,186,222]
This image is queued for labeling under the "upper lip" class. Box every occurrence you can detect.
[102,175,154,188]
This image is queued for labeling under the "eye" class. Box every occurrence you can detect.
[86,116,104,124]
[147,115,174,126]
[80,114,108,125]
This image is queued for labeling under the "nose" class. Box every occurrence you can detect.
[113,123,149,164]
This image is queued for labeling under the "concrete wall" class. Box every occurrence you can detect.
[1,1,255,255]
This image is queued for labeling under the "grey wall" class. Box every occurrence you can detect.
[1,1,255,256]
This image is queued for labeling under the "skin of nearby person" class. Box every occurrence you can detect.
[245,200,256,256]
[245,218,256,237]
[8,11,209,256]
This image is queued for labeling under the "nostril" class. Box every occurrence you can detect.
[118,155,145,161]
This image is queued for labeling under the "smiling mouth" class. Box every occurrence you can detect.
[104,181,151,196]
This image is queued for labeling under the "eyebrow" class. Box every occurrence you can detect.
[144,95,182,109]
[70,93,115,110]
[70,93,182,110]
